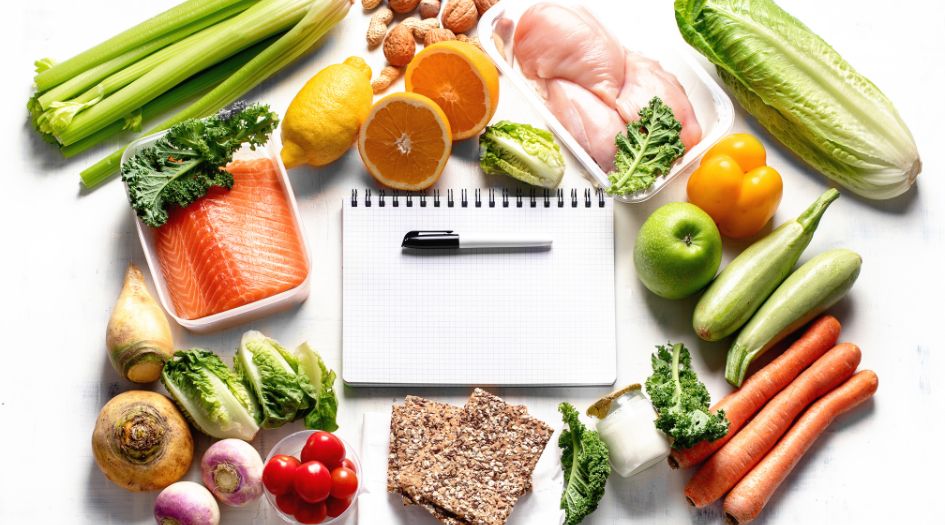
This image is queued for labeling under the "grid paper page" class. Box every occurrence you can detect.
[342,193,615,386]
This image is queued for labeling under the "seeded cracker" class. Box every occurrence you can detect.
[388,396,469,524]
[400,389,553,525]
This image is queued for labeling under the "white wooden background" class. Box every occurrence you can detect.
[2,1,943,523]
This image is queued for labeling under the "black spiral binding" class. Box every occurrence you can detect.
[350,188,607,208]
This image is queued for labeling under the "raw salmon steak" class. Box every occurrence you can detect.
[154,157,308,320]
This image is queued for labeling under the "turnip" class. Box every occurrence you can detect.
[106,264,174,383]
[153,481,220,525]
[200,439,264,506]
[92,391,193,492]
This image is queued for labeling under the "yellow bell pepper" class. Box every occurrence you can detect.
[687,134,783,239]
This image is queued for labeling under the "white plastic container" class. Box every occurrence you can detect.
[120,132,311,333]
[477,0,735,203]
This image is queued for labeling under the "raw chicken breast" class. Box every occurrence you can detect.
[616,51,703,150]
[543,79,625,172]
[514,3,625,105]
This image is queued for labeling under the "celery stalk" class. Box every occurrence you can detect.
[63,38,274,160]
[36,1,255,111]
[35,0,255,92]
[79,0,352,188]
[57,0,311,147]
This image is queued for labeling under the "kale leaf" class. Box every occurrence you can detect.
[645,343,729,450]
[121,102,279,227]
[559,402,610,525]
[607,96,685,195]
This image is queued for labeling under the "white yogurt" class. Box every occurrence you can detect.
[596,389,671,478]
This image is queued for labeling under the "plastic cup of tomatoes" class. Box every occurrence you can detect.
[263,430,361,524]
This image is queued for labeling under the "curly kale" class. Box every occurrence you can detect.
[606,96,685,196]
[559,402,610,525]
[121,102,279,227]
[645,343,729,450]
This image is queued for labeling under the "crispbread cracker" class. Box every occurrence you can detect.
[388,396,463,492]
[399,389,554,525]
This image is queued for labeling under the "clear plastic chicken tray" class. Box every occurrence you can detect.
[120,132,312,333]
[477,0,734,203]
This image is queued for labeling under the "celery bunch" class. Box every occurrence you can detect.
[28,0,352,189]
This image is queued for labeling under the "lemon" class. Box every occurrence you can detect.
[281,56,373,168]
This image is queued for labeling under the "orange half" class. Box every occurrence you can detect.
[405,40,500,140]
[357,92,452,191]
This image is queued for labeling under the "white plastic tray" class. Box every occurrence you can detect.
[121,132,311,333]
[477,0,734,203]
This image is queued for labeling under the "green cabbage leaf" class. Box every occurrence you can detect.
[479,121,565,188]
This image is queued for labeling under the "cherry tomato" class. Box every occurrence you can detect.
[330,467,358,499]
[294,461,332,503]
[294,501,327,524]
[264,455,301,495]
[340,458,357,471]
[301,431,345,469]
[703,133,766,172]
[325,496,352,518]
[275,491,301,516]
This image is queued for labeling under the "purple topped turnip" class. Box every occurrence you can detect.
[154,481,219,525]
[201,439,264,506]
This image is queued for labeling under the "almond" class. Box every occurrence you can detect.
[419,0,441,19]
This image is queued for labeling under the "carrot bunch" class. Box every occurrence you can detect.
[674,315,878,523]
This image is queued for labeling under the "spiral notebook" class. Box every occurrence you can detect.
[342,188,616,386]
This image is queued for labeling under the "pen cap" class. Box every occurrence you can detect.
[402,230,459,248]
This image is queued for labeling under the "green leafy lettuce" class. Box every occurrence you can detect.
[607,97,685,196]
[121,102,279,227]
[674,0,920,199]
[479,120,565,188]
[559,402,610,525]
[645,343,728,449]
[161,348,261,441]
[295,342,339,432]
[234,330,308,429]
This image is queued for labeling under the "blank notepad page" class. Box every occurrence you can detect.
[342,190,616,386]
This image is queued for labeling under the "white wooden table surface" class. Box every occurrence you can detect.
[2,1,943,523]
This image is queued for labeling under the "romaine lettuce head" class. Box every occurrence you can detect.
[235,330,308,429]
[479,121,565,189]
[295,343,339,432]
[675,0,920,199]
[161,349,260,441]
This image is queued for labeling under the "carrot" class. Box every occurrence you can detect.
[684,342,861,508]
[670,316,841,469]
[723,370,878,524]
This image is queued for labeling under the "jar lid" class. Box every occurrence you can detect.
[586,383,641,419]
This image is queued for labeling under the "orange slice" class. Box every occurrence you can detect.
[357,92,452,191]
[405,40,500,140]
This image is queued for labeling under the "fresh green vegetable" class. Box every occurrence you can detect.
[558,402,610,525]
[675,0,921,199]
[161,349,262,441]
[645,343,729,449]
[478,121,565,188]
[79,0,352,188]
[34,0,254,92]
[726,249,862,386]
[607,96,685,196]
[693,189,839,342]
[121,102,278,228]
[234,331,310,429]
[295,343,340,432]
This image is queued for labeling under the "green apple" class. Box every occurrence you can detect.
[634,202,722,299]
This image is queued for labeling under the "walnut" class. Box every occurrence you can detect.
[442,0,478,34]
[423,28,456,46]
[473,0,499,16]
[389,0,421,14]
[384,23,417,67]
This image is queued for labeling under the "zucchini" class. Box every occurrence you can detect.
[693,189,839,342]
[725,249,862,386]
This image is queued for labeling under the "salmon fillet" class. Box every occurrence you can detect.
[155,158,307,320]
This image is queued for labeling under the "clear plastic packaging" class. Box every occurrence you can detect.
[120,132,311,333]
[477,0,735,203]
